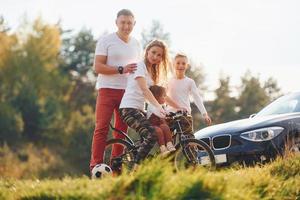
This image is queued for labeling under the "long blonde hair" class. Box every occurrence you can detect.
[144,39,169,85]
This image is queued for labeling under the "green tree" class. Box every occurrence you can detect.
[141,20,171,49]
[186,61,206,91]
[59,28,97,108]
[237,71,270,118]
[0,17,68,143]
[60,28,96,77]
[211,76,237,124]
[264,77,282,101]
[0,17,24,144]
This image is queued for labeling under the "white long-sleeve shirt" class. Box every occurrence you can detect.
[167,76,207,115]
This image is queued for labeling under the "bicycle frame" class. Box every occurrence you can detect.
[109,123,135,146]
[107,113,215,169]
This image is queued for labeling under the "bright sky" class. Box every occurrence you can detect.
[1,0,300,99]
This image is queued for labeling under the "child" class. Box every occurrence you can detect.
[119,40,179,165]
[148,85,176,155]
[167,53,212,134]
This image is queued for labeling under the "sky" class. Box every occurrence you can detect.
[1,0,300,99]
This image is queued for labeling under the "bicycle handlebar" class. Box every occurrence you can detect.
[165,110,191,120]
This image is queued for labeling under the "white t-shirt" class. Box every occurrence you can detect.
[167,76,207,115]
[94,32,141,90]
[119,61,154,110]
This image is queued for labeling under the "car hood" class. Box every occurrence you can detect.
[195,112,300,138]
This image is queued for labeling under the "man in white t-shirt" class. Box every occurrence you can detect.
[90,9,141,172]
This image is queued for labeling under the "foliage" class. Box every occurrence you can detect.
[141,20,171,49]
[210,76,238,124]
[0,143,64,179]
[237,71,270,118]
[0,15,285,179]
[263,77,282,101]
[1,155,299,199]
[0,17,95,175]
[0,17,67,143]
[60,28,96,78]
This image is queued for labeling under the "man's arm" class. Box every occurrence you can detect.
[93,55,137,75]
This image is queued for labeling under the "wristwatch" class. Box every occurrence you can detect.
[117,66,124,74]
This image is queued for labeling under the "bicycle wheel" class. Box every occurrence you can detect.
[104,139,136,174]
[174,138,216,171]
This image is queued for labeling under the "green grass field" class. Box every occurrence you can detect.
[1,155,299,200]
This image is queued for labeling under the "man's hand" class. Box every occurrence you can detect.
[123,63,137,74]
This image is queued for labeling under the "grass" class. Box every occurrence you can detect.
[0,154,299,200]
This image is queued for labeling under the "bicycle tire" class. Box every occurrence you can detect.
[174,138,216,171]
[104,139,136,174]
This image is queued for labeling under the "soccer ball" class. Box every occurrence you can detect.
[91,163,112,179]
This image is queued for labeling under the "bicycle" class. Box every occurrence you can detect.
[104,111,216,173]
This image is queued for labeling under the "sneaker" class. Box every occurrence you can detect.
[166,142,176,152]
[160,145,171,156]
[132,163,139,172]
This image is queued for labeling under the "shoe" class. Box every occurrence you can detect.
[132,163,139,172]
[160,145,171,156]
[166,142,176,152]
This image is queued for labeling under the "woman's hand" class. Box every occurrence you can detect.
[153,106,166,118]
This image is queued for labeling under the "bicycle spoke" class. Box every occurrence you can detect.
[104,139,135,174]
[174,139,216,171]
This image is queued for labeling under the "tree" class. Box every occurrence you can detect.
[210,76,237,124]
[59,28,97,109]
[141,20,171,49]
[264,77,282,101]
[186,61,206,91]
[0,17,68,142]
[60,28,96,79]
[237,71,270,118]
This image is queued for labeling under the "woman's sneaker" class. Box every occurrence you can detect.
[166,142,176,152]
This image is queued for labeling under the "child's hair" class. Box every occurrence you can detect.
[117,9,134,18]
[144,39,169,84]
[174,53,188,61]
[149,85,166,100]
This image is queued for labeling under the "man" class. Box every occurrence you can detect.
[90,9,141,172]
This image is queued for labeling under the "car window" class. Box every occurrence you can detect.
[256,93,300,117]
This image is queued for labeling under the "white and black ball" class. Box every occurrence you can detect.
[91,163,112,179]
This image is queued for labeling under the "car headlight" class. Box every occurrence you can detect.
[240,127,284,142]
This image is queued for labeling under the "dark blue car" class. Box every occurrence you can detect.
[195,92,300,165]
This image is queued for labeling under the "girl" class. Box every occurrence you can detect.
[148,85,176,155]
[119,40,179,164]
[167,53,212,134]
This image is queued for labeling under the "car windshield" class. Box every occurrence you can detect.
[256,92,300,117]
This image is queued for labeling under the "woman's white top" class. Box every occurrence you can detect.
[119,61,153,110]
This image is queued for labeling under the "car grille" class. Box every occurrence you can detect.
[212,135,231,150]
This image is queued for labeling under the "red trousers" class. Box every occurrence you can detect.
[90,88,127,171]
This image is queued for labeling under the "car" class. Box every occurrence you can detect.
[194,92,300,166]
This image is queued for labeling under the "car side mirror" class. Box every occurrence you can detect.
[249,113,256,118]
